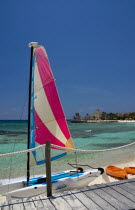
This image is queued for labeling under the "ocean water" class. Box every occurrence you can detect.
[0,120,135,180]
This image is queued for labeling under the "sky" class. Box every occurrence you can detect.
[0,0,135,119]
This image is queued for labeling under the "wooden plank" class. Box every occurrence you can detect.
[32,196,45,210]
[39,195,55,210]
[81,186,116,210]
[10,199,24,210]
[71,189,102,210]
[0,201,10,208]
[50,193,72,210]
[0,201,11,207]
[2,178,135,210]
[12,203,24,210]
[23,198,36,210]
[117,182,135,196]
[61,190,87,210]
[0,201,12,210]
[109,185,135,204]
[1,205,12,210]
[127,182,135,190]
[94,184,128,210]
[10,200,23,205]
[127,178,135,183]
[127,180,135,186]
[98,183,135,209]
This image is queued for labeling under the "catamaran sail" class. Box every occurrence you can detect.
[0,42,104,200]
[30,45,74,166]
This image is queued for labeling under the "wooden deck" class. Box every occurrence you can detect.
[1,178,135,209]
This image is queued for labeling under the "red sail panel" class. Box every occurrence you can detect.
[33,46,74,149]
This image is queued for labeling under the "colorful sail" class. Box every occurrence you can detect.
[30,45,74,165]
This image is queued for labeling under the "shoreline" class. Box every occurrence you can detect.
[118,120,135,123]
[70,120,135,123]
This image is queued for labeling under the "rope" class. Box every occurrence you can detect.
[0,144,46,157]
[0,140,135,157]
[51,141,135,153]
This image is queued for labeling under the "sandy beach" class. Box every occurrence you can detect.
[88,160,135,186]
[0,160,135,203]
[118,120,135,123]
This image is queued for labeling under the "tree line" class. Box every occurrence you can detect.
[73,112,135,120]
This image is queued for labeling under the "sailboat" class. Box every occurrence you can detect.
[0,42,104,201]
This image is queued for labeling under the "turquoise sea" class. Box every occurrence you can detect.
[0,120,135,180]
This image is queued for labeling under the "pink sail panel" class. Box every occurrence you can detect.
[34,110,65,147]
[34,46,74,149]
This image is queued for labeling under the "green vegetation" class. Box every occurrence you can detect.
[73,111,135,120]
[101,112,135,120]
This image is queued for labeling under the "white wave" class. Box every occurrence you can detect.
[85,130,92,132]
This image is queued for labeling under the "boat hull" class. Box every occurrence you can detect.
[124,167,135,175]
[0,181,23,195]
[5,169,102,200]
[106,165,128,179]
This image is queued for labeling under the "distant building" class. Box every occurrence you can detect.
[91,109,102,120]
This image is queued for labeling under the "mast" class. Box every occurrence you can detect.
[27,42,38,183]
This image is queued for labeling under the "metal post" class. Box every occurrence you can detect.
[45,141,52,197]
[27,42,38,183]
[27,46,34,183]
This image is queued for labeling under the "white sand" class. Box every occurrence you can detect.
[118,120,135,123]
[88,161,135,186]
[0,161,135,203]
[0,196,6,203]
